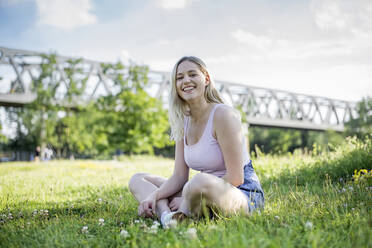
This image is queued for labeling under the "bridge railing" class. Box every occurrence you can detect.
[0,47,357,131]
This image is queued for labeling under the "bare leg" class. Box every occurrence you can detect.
[129,173,182,218]
[179,173,249,217]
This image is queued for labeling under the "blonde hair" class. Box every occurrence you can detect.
[168,56,225,141]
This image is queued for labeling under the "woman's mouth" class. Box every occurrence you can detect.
[183,86,195,93]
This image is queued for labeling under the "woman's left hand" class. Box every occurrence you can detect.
[169,197,182,211]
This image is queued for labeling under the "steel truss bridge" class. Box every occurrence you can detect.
[0,47,357,132]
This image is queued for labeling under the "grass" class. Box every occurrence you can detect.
[0,137,371,248]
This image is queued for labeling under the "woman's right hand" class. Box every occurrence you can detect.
[138,190,158,218]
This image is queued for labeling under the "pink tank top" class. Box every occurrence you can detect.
[184,104,250,178]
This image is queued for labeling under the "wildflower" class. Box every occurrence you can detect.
[209,225,218,230]
[120,229,130,238]
[342,188,346,192]
[153,220,161,227]
[343,203,348,207]
[184,228,198,239]
[163,219,178,229]
[81,226,89,233]
[149,224,159,234]
[98,198,103,203]
[26,222,31,225]
[119,195,123,200]
[305,221,313,230]
[274,215,280,220]
[348,186,353,191]
[134,219,140,224]
[351,208,355,211]
[32,210,38,216]
[98,218,105,226]
[7,213,13,220]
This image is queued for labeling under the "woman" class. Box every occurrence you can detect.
[129,56,264,227]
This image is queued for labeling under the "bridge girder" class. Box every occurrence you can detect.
[0,47,357,132]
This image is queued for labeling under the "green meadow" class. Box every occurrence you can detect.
[0,137,371,248]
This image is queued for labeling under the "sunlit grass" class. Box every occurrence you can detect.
[0,138,371,247]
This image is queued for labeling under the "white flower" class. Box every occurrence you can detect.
[149,224,158,234]
[274,215,280,220]
[98,198,103,203]
[305,221,313,230]
[185,228,198,239]
[120,229,130,238]
[342,188,346,192]
[348,186,353,191]
[209,225,218,230]
[134,219,140,224]
[98,218,105,226]
[82,226,89,233]
[153,220,160,226]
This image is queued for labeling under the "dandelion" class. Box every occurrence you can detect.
[81,226,89,233]
[98,218,105,226]
[184,228,198,239]
[120,229,130,238]
[305,221,313,230]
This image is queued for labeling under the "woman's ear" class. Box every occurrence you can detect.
[205,73,210,85]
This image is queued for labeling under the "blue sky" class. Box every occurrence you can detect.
[1,0,372,102]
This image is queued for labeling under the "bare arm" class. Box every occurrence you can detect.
[214,106,245,186]
[155,139,189,200]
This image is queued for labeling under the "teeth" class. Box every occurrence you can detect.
[183,86,194,91]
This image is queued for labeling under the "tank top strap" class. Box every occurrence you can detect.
[205,104,223,137]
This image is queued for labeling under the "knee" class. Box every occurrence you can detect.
[128,172,148,194]
[185,173,213,198]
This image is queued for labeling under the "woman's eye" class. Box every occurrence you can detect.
[190,74,197,77]
[176,77,183,80]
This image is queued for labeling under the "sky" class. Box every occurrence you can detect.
[0,0,372,102]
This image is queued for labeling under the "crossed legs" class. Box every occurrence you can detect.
[128,172,249,219]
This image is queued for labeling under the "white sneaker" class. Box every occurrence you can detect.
[160,211,178,229]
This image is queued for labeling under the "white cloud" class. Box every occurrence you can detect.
[35,0,97,29]
[310,0,372,35]
[231,29,272,50]
[156,0,194,9]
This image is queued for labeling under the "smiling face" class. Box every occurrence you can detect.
[175,60,210,102]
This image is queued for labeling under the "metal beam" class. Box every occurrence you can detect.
[0,46,358,131]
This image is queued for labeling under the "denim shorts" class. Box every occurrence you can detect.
[237,161,265,212]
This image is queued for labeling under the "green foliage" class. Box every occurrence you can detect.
[346,97,372,139]
[0,138,371,247]
[0,123,7,144]
[4,54,171,158]
[249,127,302,154]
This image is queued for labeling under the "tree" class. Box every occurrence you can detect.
[346,97,372,139]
